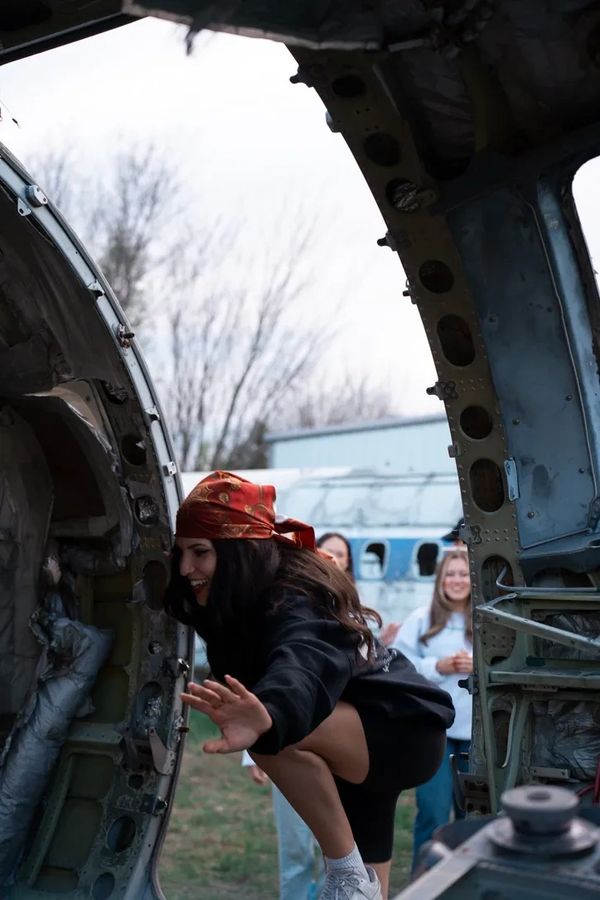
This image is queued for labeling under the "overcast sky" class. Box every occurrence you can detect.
[0,15,598,420]
[0,17,440,419]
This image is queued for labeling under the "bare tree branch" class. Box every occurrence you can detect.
[30,144,396,470]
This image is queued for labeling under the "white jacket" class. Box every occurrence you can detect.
[392,605,472,740]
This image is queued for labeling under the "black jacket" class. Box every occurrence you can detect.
[195,589,455,756]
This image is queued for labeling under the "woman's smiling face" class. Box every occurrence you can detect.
[176,536,217,606]
[442,555,471,607]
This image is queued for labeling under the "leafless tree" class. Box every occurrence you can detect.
[283,372,397,431]
[32,144,181,332]
[160,217,333,470]
[91,146,182,330]
[30,143,396,470]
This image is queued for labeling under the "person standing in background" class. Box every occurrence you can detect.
[317,532,400,647]
[392,549,472,869]
[316,532,354,578]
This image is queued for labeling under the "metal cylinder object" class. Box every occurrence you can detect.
[490,785,597,856]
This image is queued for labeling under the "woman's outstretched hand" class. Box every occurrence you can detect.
[181,674,272,754]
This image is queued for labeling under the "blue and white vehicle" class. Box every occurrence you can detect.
[276,468,462,624]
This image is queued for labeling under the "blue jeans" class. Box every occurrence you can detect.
[272,786,325,900]
[412,737,470,870]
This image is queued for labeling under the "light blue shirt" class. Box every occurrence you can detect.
[392,606,472,740]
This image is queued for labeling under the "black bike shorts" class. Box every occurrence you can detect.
[334,708,446,863]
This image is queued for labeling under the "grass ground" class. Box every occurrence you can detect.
[159,714,415,899]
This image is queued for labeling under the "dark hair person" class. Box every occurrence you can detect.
[317,532,354,580]
[164,472,455,900]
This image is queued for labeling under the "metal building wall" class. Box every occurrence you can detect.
[268,416,453,472]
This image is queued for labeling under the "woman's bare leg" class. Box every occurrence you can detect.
[251,701,390,896]
[371,862,391,898]
[252,743,356,858]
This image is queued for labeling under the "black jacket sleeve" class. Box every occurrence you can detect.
[249,592,359,755]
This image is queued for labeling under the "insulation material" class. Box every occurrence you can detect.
[0,605,112,885]
[533,613,600,661]
[532,700,600,780]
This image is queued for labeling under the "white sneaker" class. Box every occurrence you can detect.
[319,865,383,900]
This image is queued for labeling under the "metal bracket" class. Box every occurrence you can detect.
[162,461,177,477]
[115,323,135,348]
[162,656,190,679]
[504,458,520,501]
[144,405,160,425]
[141,793,168,816]
[87,279,104,296]
[402,278,418,302]
[17,197,31,217]
[458,675,474,695]
[376,231,398,252]
[148,727,176,776]
[530,766,571,782]
[25,184,48,207]
[426,380,458,401]
[289,63,325,88]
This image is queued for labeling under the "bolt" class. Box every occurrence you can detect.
[527,511,535,518]
[512,418,520,425]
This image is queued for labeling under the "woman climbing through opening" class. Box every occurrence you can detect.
[164,471,455,900]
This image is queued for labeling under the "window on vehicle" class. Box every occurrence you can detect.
[359,541,388,580]
[416,542,439,577]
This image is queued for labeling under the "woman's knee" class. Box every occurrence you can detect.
[251,706,369,785]
[294,703,369,780]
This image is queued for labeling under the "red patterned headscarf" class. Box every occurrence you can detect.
[176,471,317,551]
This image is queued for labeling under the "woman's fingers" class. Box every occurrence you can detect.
[224,674,250,697]
[455,660,472,673]
[181,692,229,723]
[203,679,237,702]
[191,686,224,706]
[203,736,231,754]
[187,677,251,704]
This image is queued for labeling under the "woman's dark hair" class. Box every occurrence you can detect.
[164,538,381,660]
[316,532,354,580]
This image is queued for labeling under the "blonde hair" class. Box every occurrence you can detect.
[419,549,472,645]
